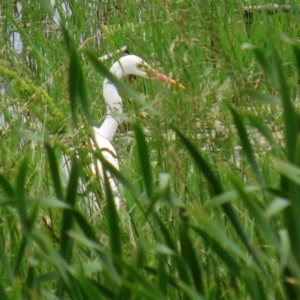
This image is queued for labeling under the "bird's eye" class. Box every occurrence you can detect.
[137,63,143,69]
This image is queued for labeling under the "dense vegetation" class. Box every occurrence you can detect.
[1,1,300,299]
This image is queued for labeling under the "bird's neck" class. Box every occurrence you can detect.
[96,115,118,142]
[97,76,123,141]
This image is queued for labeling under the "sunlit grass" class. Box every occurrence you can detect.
[1,0,300,298]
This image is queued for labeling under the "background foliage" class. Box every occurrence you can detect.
[1,0,300,299]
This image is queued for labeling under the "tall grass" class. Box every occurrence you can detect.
[1,0,300,298]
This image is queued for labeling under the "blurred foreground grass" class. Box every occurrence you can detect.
[1,1,300,299]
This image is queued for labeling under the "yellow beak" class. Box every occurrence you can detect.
[147,69,185,90]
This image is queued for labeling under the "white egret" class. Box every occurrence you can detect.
[91,55,185,209]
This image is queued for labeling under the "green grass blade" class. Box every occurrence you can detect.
[12,160,32,276]
[14,160,29,233]
[26,266,35,294]
[57,155,78,298]
[0,235,12,284]
[68,226,121,284]
[270,46,298,163]
[293,44,300,85]
[275,156,300,269]
[0,285,8,300]
[94,150,143,201]
[231,179,277,246]
[242,271,265,300]
[243,89,281,105]
[253,46,298,162]
[74,276,105,299]
[174,128,223,195]
[87,280,115,298]
[72,210,97,241]
[154,213,190,286]
[59,155,78,258]
[179,219,204,295]
[45,143,63,200]
[118,262,168,300]
[63,28,77,125]
[252,48,276,87]
[157,254,168,296]
[133,122,153,200]
[192,226,241,277]
[275,159,300,186]
[0,174,14,198]
[103,171,122,264]
[62,26,91,125]
[175,128,266,272]
[246,113,280,149]
[229,106,265,186]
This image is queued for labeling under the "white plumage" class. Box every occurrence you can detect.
[64,55,184,211]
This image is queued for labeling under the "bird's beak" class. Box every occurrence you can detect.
[147,68,185,90]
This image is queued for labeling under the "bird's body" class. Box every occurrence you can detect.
[92,125,120,207]
[87,55,184,209]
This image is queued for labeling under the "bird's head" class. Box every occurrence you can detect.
[116,55,185,90]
